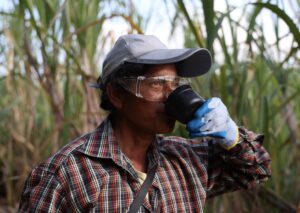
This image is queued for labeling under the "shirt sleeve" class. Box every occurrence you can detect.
[205,127,271,198]
[18,166,67,213]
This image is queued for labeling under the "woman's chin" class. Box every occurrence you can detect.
[157,116,176,134]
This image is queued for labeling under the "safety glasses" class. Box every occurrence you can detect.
[116,75,189,102]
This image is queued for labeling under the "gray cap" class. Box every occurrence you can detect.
[100,34,212,86]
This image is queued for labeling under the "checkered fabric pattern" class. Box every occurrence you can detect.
[19,117,271,212]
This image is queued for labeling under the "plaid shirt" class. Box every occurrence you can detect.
[19,117,271,212]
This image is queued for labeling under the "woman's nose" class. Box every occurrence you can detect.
[164,81,176,99]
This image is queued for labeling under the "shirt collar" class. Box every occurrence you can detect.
[79,117,160,172]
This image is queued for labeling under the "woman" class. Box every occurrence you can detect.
[19,34,271,212]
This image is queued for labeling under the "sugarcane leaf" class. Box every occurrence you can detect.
[251,2,300,47]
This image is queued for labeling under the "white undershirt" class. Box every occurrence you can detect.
[136,170,147,184]
[135,170,149,201]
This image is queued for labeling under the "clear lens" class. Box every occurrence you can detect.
[117,76,189,102]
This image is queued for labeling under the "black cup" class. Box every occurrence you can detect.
[165,85,205,124]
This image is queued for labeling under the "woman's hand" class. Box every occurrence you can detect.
[187,97,239,150]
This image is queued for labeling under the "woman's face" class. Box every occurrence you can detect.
[117,64,178,135]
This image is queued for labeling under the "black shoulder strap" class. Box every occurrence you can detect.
[127,165,157,213]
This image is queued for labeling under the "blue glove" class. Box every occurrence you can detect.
[186,97,239,150]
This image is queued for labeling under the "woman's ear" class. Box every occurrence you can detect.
[106,83,124,109]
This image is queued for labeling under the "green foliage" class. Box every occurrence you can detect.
[251,2,300,46]
[172,0,300,212]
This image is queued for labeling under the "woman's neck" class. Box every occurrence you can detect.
[113,117,155,173]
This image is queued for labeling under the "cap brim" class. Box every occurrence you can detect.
[125,48,212,77]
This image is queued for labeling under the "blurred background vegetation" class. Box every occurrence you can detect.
[0,0,299,212]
